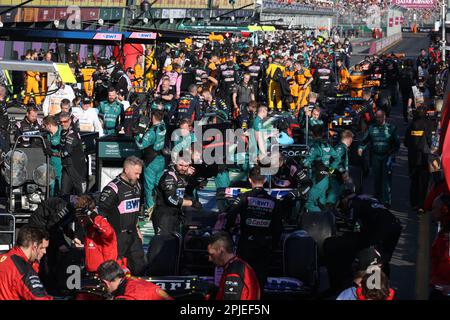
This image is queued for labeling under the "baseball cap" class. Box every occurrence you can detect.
[353,247,382,272]
[117,88,126,96]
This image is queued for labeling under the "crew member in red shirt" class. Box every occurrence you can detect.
[0,225,52,300]
[207,231,261,300]
[97,260,172,300]
[73,195,120,273]
[429,194,450,300]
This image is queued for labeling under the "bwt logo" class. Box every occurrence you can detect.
[125,199,140,210]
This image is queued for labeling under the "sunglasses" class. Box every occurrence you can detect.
[60,119,70,124]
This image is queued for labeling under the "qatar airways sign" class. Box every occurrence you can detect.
[393,0,435,9]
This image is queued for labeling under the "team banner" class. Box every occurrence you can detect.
[5,0,127,7]
[153,0,209,9]
[393,0,436,9]
[212,0,256,10]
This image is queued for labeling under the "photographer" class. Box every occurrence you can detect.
[73,195,120,274]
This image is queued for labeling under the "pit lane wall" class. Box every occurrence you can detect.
[368,33,403,55]
[386,9,404,37]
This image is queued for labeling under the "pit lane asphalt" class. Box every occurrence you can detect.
[351,33,435,300]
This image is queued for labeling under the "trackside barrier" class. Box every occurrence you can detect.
[369,33,402,55]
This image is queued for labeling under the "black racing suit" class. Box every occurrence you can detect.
[246,61,263,101]
[382,59,400,107]
[15,118,44,148]
[224,188,283,289]
[217,63,239,110]
[323,194,402,293]
[398,65,416,122]
[60,127,87,196]
[404,116,433,210]
[98,175,145,276]
[270,157,312,221]
[153,166,190,235]
[313,67,336,111]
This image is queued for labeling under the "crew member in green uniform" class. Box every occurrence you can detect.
[303,125,339,213]
[43,115,62,196]
[326,129,353,206]
[358,110,400,207]
[135,109,167,217]
[172,119,196,156]
[98,87,124,136]
[250,104,270,166]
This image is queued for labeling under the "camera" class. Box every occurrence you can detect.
[133,113,151,139]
